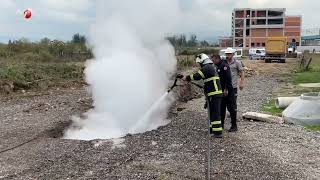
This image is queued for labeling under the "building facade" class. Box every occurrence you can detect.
[219,37,233,48]
[227,8,301,48]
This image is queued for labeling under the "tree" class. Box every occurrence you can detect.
[79,36,86,44]
[72,33,81,43]
[72,33,86,44]
[167,34,189,47]
[187,34,198,47]
[167,36,177,47]
[19,37,30,44]
[178,34,187,47]
[200,40,210,47]
[8,40,13,50]
[40,37,50,45]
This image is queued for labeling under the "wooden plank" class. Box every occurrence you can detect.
[242,112,284,124]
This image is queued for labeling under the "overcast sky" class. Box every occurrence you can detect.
[0,0,319,43]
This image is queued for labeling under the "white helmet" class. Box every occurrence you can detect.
[195,53,210,64]
[225,47,235,54]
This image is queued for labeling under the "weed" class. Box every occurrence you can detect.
[262,99,283,116]
[305,125,320,132]
[0,61,84,90]
[293,72,320,84]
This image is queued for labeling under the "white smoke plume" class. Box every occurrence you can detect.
[64,0,181,140]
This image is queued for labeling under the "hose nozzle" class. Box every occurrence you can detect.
[176,74,184,79]
[167,74,184,93]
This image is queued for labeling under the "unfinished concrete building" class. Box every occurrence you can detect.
[230,8,301,48]
[219,37,233,48]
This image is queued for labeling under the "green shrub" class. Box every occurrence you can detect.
[0,50,8,57]
[178,48,218,56]
[0,65,33,88]
[38,50,54,61]
[294,72,320,84]
[40,63,83,79]
[18,52,41,61]
[177,55,197,70]
[262,99,283,116]
[305,125,320,131]
[0,62,84,90]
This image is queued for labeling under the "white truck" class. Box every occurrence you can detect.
[220,48,243,60]
[249,48,266,60]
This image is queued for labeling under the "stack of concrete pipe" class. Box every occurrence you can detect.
[277,93,320,125]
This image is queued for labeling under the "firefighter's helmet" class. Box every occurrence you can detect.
[195,53,210,64]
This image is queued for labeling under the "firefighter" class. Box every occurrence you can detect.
[211,54,236,131]
[182,53,223,138]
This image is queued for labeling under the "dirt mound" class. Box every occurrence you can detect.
[243,59,298,76]
[174,81,203,102]
[244,67,256,77]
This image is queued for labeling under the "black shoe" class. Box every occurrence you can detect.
[228,126,238,132]
[213,133,223,138]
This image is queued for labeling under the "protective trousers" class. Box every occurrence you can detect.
[221,90,237,129]
[207,96,223,135]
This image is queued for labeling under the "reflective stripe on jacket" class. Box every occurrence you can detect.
[186,63,222,97]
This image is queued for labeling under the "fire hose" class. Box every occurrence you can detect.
[167,74,203,93]
[167,73,213,180]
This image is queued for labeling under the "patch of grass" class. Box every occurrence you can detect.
[310,54,320,66]
[294,53,320,84]
[293,71,320,84]
[262,99,283,116]
[0,61,84,90]
[177,55,197,70]
[305,125,320,132]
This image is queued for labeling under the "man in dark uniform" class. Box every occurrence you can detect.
[182,53,223,138]
[211,55,237,132]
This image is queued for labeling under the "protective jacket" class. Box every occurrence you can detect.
[186,63,222,97]
[216,61,233,93]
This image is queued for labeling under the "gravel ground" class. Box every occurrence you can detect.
[0,74,319,180]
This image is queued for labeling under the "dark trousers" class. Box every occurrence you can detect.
[234,88,238,111]
[207,95,223,135]
[221,88,238,128]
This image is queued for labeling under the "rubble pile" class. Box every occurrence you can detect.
[244,67,256,77]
